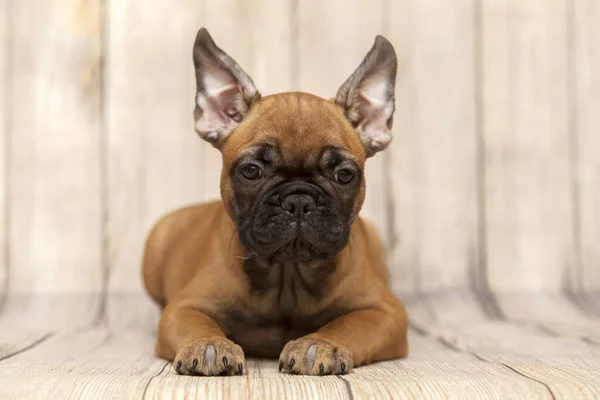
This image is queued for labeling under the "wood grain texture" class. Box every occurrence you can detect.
[409,291,600,399]
[105,0,204,328]
[388,0,479,294]
[421,321,600,399]
[5,0,102,320]
[0,327,168,399]
[145,360,349,400]
[481,0,574,292]
[0,305,599,399]
[496,293,600,343]
[573,0,600,292]
[346,334,552,399]
[0,0,8,301]
[297,0,392,251]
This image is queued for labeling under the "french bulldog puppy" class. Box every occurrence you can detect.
[143,28,408,376]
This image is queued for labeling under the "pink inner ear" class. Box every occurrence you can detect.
[194,79,241,138]
[202,77,238,108]
[354,88,393,153]
[200,65,241,114]
[356,90,392,126]
[359,73,388,105]
[213,85,240,116]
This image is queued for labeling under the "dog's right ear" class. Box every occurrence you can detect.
[192,28,260,148]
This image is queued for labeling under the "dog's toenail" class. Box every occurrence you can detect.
[289,358,295,369]
[237,364,243,375]
[176,361,182,372]
[204,344,216,365]
[279,360,284,372]
[223,356,228,366]
[340,363,346,373]
[319,363,324,375]
[192,358,198,370]
[306,344,318,369]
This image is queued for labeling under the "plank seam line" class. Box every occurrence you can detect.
[565,0,583,297]
[408,323,557,400]
[498,364,557,400]
[464,347,557,400]
[565,291,600,319]
[471,0,504,321]
[93,0,110,327]
[0,332,55,362]
[581,337,600,346]
[335,375,355,400]
[530,321,599,346]
[141,361,170,400]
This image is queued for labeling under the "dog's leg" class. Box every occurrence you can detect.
[279,295,407,375]
[156,303,245,376]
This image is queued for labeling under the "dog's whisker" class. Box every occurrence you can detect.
[236,252,256,260]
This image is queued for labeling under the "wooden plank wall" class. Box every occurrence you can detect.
[389,0,479,294]
[106,0,204,328]
[574,0,600,294]
[482,0,574,293]
[2,0,103,328]
[0,0,598,324]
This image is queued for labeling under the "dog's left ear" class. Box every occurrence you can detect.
[193,28,260,148]
[335,36,398,157]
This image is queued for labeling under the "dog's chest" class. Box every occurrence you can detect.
[218,259,345,357]
[243,259,335,310]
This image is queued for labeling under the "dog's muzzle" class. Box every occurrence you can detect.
[240,181,348,261]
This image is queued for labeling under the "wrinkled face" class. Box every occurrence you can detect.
[192,29,397,262]
[220,93,367,262]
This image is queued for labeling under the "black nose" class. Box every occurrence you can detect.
[282,194,316,217]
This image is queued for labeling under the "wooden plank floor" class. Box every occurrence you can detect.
[0,291,598,399]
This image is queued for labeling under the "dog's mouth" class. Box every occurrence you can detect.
[271,237,330,261]
[240,220,348,262]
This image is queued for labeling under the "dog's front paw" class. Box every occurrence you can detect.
[279,336,353,375]
[174,337,245,376]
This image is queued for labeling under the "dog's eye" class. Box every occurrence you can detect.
[335,169,355,184]
[241,164,262,180]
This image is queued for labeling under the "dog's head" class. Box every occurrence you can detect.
[192,28,397,262]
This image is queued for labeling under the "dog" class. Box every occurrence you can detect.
[142,27,408,376]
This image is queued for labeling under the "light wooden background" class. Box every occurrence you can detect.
[0,0,598,328]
